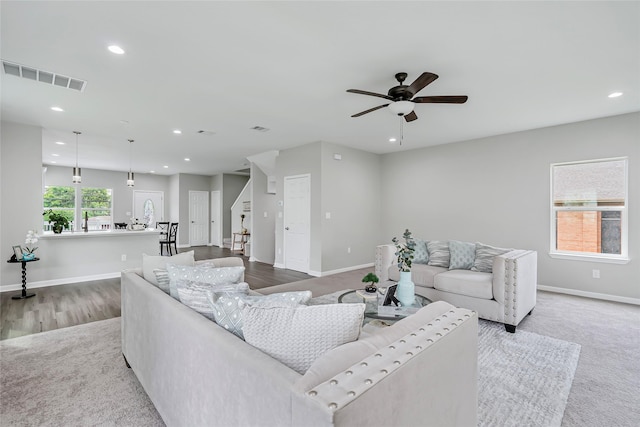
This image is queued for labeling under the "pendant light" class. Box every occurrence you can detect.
[127,139,135,187]
[72,131,81,184]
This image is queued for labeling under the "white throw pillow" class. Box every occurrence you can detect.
[142,251,195,287]
[177,281,249,320]
[166,263,245,300]
[241,303,365,374]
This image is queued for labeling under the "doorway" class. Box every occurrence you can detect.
[189,191,209,246]
[283,174,310,273]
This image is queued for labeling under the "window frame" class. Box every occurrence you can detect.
[549,157,629,264]
[43,186,114,232]
[43,185,76,232]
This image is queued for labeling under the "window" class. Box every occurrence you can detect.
[81,188,113,230]
[43,186,75,231]
[550,157,628,263]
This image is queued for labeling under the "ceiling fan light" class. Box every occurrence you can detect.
[388,100,414,116]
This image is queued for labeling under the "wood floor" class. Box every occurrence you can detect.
[0,246,311,340]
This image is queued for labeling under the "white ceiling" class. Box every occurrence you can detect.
[1,1,639,176]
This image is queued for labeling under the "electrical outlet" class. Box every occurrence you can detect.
[592,269,600,279]
[121,254,127,262]
[347,247,351,253]
[263,211,268,218]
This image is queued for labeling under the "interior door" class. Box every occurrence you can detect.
[189,191,209,246]
[132,190,164,228]
[210,190,221,246]
[284,174,310,273]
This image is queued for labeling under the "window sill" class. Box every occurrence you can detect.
[548,251,630,265]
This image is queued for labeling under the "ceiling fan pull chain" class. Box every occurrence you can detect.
[400,117,404,146]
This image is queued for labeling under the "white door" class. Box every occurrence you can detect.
[189,191,209,246]
[284,174,310,273]
[133,191,164,228]
[210,190,221,246]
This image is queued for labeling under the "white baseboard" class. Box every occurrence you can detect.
[311,263,375,278]
[537,285,640,306]
[0,272,121,293]
[248,256,256,262]
[177,244,190,249]
[273,263,285,269]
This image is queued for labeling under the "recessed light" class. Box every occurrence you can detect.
[108,45,125,55]
[389,138,397,143]
[173,129,182,134]
[149,170,156,174]
[608,92,623,98]
[52,154,60,157]
[163,165,169,169]
[184,158,190,162]
[55,141,65,145]
[51,106,64,112]
[50,161,57,164]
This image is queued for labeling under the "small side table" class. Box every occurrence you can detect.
[6,257,39,300]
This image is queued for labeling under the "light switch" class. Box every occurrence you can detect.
[325,212,331,219]
[278,212,282,218]
[263,211,268,218]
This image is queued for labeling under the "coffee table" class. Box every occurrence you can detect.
[338,289,431,321]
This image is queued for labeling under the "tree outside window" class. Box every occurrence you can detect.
[43,186,75,231]
[81,188,113,230]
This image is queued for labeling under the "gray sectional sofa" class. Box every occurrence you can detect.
[375,243,537,332]
[121,258,479,427]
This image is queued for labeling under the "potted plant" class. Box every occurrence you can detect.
[43,209,70,234]
[392,229,416,306]
[361,272,379,293]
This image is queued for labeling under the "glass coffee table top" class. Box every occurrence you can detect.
[338,289,431,321]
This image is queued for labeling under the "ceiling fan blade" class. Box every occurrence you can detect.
[346,89,394,100]
[351,103,390,117]
[407,72,439,96]
[412,95,468,104]
[404,111,418,122]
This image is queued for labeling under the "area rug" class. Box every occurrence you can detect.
[0,309,580,427]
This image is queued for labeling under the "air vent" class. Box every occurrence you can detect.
[197,130,216,135]
[2,60,87,92]
[251,126,270,132]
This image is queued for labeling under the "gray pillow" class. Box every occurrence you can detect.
[471,242,513,273]
[166,263,245,300]
[208,291,312,339]
[142,251,195,286]
[427,240,450,268]
[241,303,365,374]
[413,239,429,264]
[153,269,171,294]
[448,240,476,270]
[177,281,249,320]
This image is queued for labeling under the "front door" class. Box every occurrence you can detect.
[189,191,209,246]
[283,174,310,273]
[133,190,164,228]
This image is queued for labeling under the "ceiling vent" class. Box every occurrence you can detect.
[197,130,216,135]
[2,60,87,92]
[251,126,270,132]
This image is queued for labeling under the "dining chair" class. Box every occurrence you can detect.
[160,222,178,256]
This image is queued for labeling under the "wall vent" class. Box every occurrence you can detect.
[2,60,87,92]
[251,126,270,132]
[197,130,216,135]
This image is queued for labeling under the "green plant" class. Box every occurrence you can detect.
[392,229,415,272]
[43,209,70,232]
[361,272,379,292]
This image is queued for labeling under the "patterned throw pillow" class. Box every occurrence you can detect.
[448,240,476,270]
[427,240,450,268]
[413,239,429,264]
[209,291,312,339]
[241,303,365,374]
[177,281,249,320]
[471,242,513,273]
[142,251,195,287]
[166,264,245,300]
[153,269,171,294]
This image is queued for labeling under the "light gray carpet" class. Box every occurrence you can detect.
[1,308,580,427]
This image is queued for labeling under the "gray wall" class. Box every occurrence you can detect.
[381,112,640,300]
[1,121,43,286]
[320,142,382,272]
[177,173,211,246]
[44,165,170,225]
[221,174,250,241]
[250,165,277,263]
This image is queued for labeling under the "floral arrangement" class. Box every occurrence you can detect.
[392,229,416,272]
[24,230,39,254]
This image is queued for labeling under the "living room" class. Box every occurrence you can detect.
[1,1,639,426]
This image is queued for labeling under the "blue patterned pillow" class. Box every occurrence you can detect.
[166,264,245,300]
[177,281,248,320]
[448,240,476,270]
[413,239,429,264]
[427,240,450,268]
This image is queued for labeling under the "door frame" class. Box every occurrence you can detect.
[188,190,209,246]
[283,173,310,273]
[210,190,222,247]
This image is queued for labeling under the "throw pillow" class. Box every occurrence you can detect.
[448,240,476,270]
[471,242,513,273]
[166,264,245,300]
[413,239,429,264]
[427,240,450,268]
[242,303,365,374]
[177,281,249,320]
[209,291,312,339]
[153,269,171,294]
[142,251,195,287]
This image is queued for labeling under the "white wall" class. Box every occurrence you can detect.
[221,174,250,241]
[250,165,277,264]
[1,122,43,286]
[381,112,640,300]
[231,179,251,235]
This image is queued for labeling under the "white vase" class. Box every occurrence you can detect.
[396,270,415,306]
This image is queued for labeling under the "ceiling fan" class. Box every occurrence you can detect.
[347,72,468,122]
